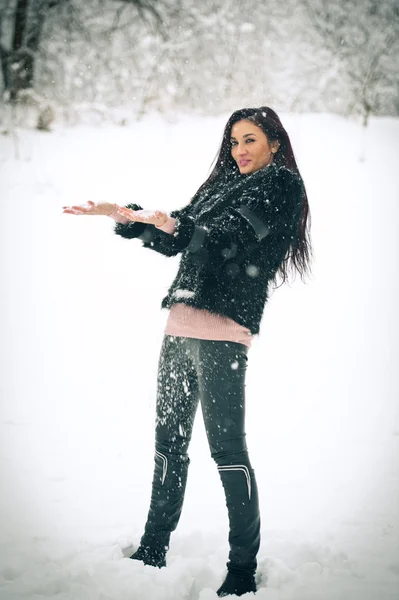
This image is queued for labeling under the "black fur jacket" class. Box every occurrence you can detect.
[114,162,304,335]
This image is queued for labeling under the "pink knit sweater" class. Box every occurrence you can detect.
[109,206,253,348]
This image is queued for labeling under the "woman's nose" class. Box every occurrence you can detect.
[237,143,248,156]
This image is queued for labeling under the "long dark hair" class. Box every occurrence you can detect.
[197,106,313,287]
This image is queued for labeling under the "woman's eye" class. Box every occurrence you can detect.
[230,139,255,146]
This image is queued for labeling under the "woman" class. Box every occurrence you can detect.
[63,106,312,597]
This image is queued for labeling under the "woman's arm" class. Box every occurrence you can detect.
[158,168,304,273]
[113,203,191,257]
[113,168,303,264]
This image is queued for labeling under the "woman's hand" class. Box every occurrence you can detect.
[116,207,168,227]
[62,201,117,216]
[62,201,169,227]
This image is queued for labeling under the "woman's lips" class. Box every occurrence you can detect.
[239,160,251,166]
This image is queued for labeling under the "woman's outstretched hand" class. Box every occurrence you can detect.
[62,201,117,216]
[116,207,168,227]
[62,201,169,227]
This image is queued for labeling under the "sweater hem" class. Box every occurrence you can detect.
[160,297,261,336]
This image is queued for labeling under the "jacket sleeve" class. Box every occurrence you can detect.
[169,168,304,274]
[113,169,303,266]
[113,202,193,257]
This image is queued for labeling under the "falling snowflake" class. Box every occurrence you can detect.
[246,265,259,278]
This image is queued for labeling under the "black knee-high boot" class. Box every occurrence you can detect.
[216,456,260,572]
[213,451,260,596]
[217,456,260,598]
[138,444,190,554]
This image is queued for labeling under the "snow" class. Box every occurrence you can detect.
[0,113,398,599]
[174,290,196,299]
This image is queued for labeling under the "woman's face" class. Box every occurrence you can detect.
[230,120,279,175]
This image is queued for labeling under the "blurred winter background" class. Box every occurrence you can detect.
[0,1,398,599]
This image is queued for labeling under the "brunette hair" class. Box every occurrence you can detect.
[198,106,313,286]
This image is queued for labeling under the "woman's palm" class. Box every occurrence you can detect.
[63,201,168,227]
[62,201,114,216]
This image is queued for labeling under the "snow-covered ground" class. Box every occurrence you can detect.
[0,113,398,599]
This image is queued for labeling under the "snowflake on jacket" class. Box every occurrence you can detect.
[114,162,304,335]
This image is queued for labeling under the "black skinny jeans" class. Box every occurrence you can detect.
[139,334,261,573]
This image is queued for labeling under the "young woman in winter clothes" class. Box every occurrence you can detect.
[63,107,312,597]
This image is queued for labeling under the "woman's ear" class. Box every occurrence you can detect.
[272,140,281,154]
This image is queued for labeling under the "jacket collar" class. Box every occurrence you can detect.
[191,162,280,220]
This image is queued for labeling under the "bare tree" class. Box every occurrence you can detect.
[0,0,165,103]
[1,0,397,124]
[303,0,399,125]
[0,0,66,101]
